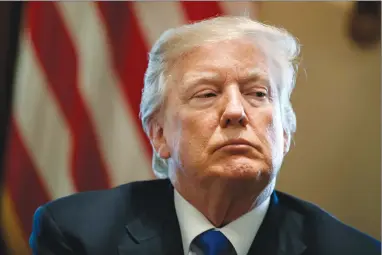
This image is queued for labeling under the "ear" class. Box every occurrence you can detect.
[148,120,171,159]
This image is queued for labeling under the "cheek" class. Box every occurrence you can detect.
[249,107,273,133]
[179,112,218,148]
[251,107,283,147]
[165,113,212,176]
[178,112,219,170]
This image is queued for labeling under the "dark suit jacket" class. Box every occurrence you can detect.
[30,179,380,255]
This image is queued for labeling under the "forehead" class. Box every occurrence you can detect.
[171,39,269,84]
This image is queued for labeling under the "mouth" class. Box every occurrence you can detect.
[214,139,259,153]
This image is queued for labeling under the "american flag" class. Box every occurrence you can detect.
[0,2,258,254]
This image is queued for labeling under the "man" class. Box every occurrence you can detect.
[30,16,380,255]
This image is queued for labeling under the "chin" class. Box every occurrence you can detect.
[209,157,273,180]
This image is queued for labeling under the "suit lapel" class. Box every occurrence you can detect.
[117,180,183,255]
[247,192,307,255]
[117,181,307,255]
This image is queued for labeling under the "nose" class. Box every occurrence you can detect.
[220,89,249,128]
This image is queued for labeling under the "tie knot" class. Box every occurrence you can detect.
[192,229,236,255]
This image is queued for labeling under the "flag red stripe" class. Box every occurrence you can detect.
[26,2,111,192]
[3,119,51,242]
[96,2,152,157]
[180,1,224,22]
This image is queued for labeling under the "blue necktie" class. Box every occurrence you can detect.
[192,229,237,255]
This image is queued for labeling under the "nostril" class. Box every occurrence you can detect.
[238,115,248,126]
[226,119,231,125]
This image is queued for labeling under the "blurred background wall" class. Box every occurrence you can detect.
[0,2,380,254]
[257,1,381,240]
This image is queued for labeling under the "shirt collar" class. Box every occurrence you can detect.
[174,189,270,255]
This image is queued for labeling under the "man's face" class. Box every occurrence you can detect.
[154,39,286,188]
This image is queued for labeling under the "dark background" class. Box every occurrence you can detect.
[0,2,23,254]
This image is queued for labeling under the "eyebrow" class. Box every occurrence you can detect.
[239,68,270,86]
[182,71,224,87]
[182,68,270,87]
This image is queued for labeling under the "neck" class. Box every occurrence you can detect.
[172,174,275,227]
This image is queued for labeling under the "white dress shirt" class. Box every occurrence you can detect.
[174,190,270,255]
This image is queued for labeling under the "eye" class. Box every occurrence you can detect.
[246,90,268,98]
[195,92,217,98]
[244,88,269,104]
[254,91,267,98]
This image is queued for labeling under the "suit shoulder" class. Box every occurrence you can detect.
[31,179,170,254]
[275,190,335,218]
[275,191,380,254]
[45,184,123,216]
[42,179,169,228]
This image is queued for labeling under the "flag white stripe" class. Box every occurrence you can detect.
[57,2,152,186]
[132,1,187,47]
[13,31,75,199]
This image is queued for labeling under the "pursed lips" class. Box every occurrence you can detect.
[213,138,260,153]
